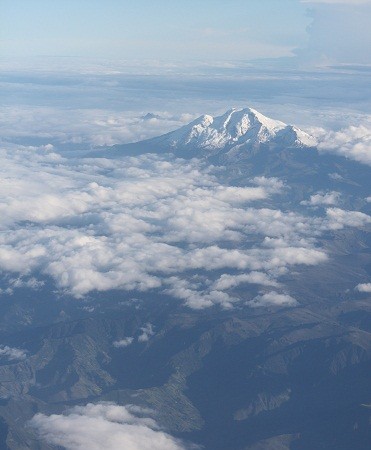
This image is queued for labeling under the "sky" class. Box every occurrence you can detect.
[1,0,371,64]
[1,0,307,60]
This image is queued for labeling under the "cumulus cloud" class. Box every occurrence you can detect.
[355,283,371,292]
[325,208,371,230]
[251,176,285,193]
[0,144,368,309]
[113,338,134,348]
[165,277,237,310]
[30,402,190,450]
[301,191,340,206]
[313,124,371,165]
[212,272,280,290]
[247,291,298,308]
[0,345,27,361]
[297,1,371,66]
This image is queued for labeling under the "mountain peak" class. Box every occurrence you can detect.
[166,107,316,155]
[96,107,317,161]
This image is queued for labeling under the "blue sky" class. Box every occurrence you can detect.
[2,0,371,64]
[0,1,333,61]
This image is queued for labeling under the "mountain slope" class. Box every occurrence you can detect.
[97,108,317,160]
[94,107,370,202]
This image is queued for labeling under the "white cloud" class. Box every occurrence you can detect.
[313,124,371,166]
[0,106,193,148]
[247,291,298,308]
[355,283,371,292]
[165,277,237,310]
[251,176,285,193]
[328,172,344,181]
[113,338,134,348]
[0,345,27,361]
[301,191,340,206]
[30,402,189,450]
[138,324,155,343]
[325,208,371,230]
[212,272,280,291]
[0,144,368,309]
[9,277,44,290]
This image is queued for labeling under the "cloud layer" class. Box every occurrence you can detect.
[0,106,194,148]
[0,143,369,309]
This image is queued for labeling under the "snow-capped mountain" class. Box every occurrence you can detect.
[166,108,316,153]
[99,108,317,160]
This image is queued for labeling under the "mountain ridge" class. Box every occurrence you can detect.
[93,107,317,160]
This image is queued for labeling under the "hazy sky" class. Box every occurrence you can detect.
[1,0,370,64]
[0,0,306,59]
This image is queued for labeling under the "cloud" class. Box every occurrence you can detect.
[0,277,43,297]
[0,144,368,309]
[8,277,44,290]
[325,208,371,230]
[164,277,237,310]
[251,176,286,193]
[301,191,340,206]
[328,173,344,181]
[30,402,190,450]
[297,1,371,65]
[212,272,280,291]
[355,283,371,292]
[0,106,196,148]
[138,324,155,343]
[0,345,27,361]
[247,291,298,308]
[313,123,371,165]
[113,338,134,348]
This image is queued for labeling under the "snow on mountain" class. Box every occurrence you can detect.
[95,107,317,160]
[162,108,317,155]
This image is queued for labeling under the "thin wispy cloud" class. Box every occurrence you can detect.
[113,338,134,348]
